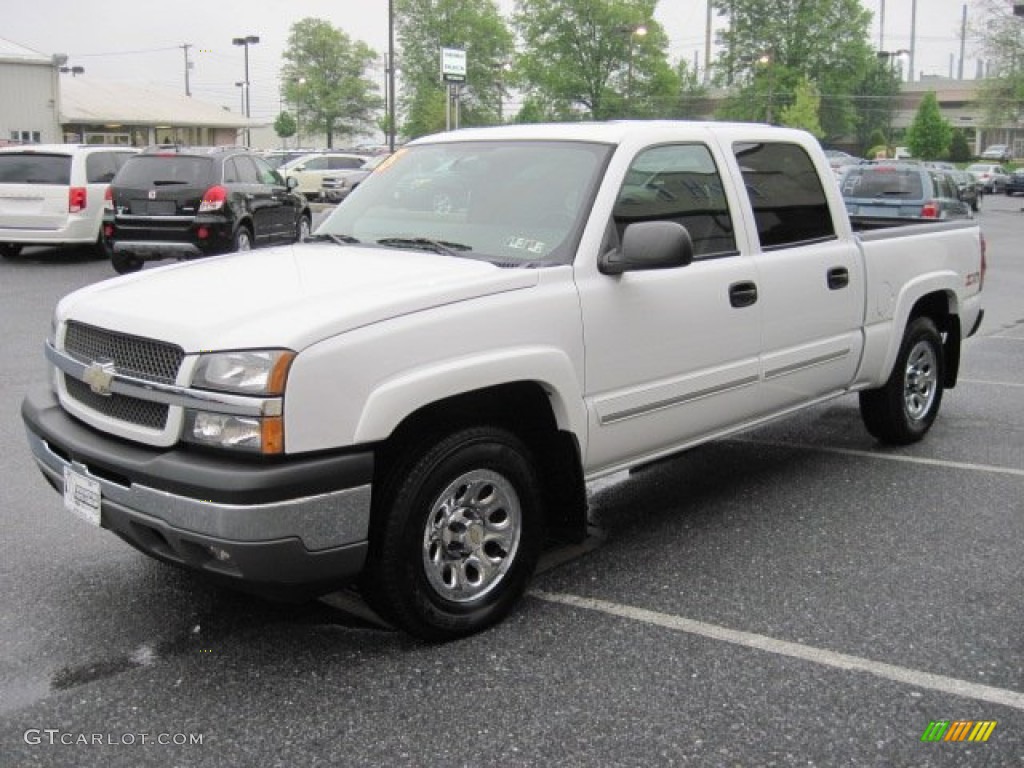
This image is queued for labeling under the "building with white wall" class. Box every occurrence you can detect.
[0,38,61,145]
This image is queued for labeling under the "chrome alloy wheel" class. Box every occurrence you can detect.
[903,340,938,420]
[421,469,522,603]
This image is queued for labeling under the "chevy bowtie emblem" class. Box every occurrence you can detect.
[83,359,117,396]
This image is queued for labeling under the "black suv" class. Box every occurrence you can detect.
[103,146,311,274]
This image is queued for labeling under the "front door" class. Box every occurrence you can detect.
[576,142,764,475]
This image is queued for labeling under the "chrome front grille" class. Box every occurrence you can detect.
[64,321,184,383]
[64,376,169,429]
[62,321,184,430]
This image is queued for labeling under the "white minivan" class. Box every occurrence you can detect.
[0,144,137,258]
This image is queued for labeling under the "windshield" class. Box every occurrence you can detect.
[316,140,613,266]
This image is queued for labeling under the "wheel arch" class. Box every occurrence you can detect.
[907,290,962,388]
[373,382,588,547]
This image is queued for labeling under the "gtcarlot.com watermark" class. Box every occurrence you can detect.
[24,729,204,746]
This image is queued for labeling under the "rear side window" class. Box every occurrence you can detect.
[613,144,736,259]
[115,156,214,187]
[733,142,835,250]
[0,153,71,184]
[226,156,260,184]
[841,168,925,199]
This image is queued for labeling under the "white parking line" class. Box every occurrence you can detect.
[532,590,1024,711]
[729,438,1024,478]
[960,378,1024,389]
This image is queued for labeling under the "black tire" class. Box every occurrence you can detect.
[361,426,544,641]
[0,243,22,259]
[859,316,944,445]
[111,251,143,274]
[92,233,112,261]
[296,214,311,243]
[233,225,253,252]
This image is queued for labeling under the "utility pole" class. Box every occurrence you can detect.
[908,0,917,82]
[704,0,712,84]
[180,44,192,97]
[958,4,967,81]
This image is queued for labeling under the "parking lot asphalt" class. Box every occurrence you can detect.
[1,195,1021,766]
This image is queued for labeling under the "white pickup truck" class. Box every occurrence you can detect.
[22,122,985,640]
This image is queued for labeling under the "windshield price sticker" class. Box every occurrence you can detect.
[64,466,101,526]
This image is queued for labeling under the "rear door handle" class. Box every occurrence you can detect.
[827,267,849,290]
[729,281,758,308]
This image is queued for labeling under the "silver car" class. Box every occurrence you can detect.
[965,163,1010,193]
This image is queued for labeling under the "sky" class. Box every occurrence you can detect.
[1,0,996,124]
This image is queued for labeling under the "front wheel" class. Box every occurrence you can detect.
[361,426,544,641]
[859,317,944,445]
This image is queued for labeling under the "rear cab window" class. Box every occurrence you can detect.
[841,167,925,199]
[732,142,836,249]
[0,153,72,185]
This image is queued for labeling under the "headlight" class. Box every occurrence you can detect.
[184,349,294,454]
[192,349,294,395]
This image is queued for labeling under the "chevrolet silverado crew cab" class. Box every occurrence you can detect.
[22,122,985,641]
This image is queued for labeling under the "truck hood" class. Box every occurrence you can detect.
[57,243,539,352]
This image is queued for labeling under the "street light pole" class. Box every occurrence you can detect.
[387,0,396,152]
[621,24,647,113]
[232,35,260,146]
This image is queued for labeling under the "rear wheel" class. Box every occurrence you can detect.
[0,244,22,259]
[233,226,253,252]
[361,426,544,641]
[111,252,143,274]
[296,214,311,243]
[859,317,944,445]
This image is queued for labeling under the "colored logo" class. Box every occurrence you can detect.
[921,720,997,742]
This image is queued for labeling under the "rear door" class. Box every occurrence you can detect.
[731,140,865,412]
[228,155,282,242]
[0,151,73,231]
[252,155,298,240]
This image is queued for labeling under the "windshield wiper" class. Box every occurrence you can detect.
[305,233,361,245]
[377,237,472,257]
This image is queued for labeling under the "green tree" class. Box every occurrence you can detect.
[281,18,382,148]
[972,0,1024,148]
[513,0,678,120]
[779,78,824,138]
[273,111,297,146]
[906,91,952,160]
[396,0,514,139]
[711,0,877,140]
[948,129,971,163]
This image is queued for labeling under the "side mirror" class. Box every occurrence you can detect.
[286,176,299,190]
[599,220,694,276]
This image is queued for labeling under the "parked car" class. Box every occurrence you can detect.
[1006,167,1024,196]
[840,162,972,222]
[947,169,982,211]
[103,145,311,274]
[262,150,319,170]
[279,152,370,199]
[320,154,391,202]
[965,163,1010,193]
[0,144,137,258]
[980,144,1012,163]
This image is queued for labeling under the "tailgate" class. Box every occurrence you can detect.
[0,152,73,231]
[0,184,70,230]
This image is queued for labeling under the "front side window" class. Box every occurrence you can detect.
[733,142,835,250]
[319,140,612,266]
[613,143,736,259]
